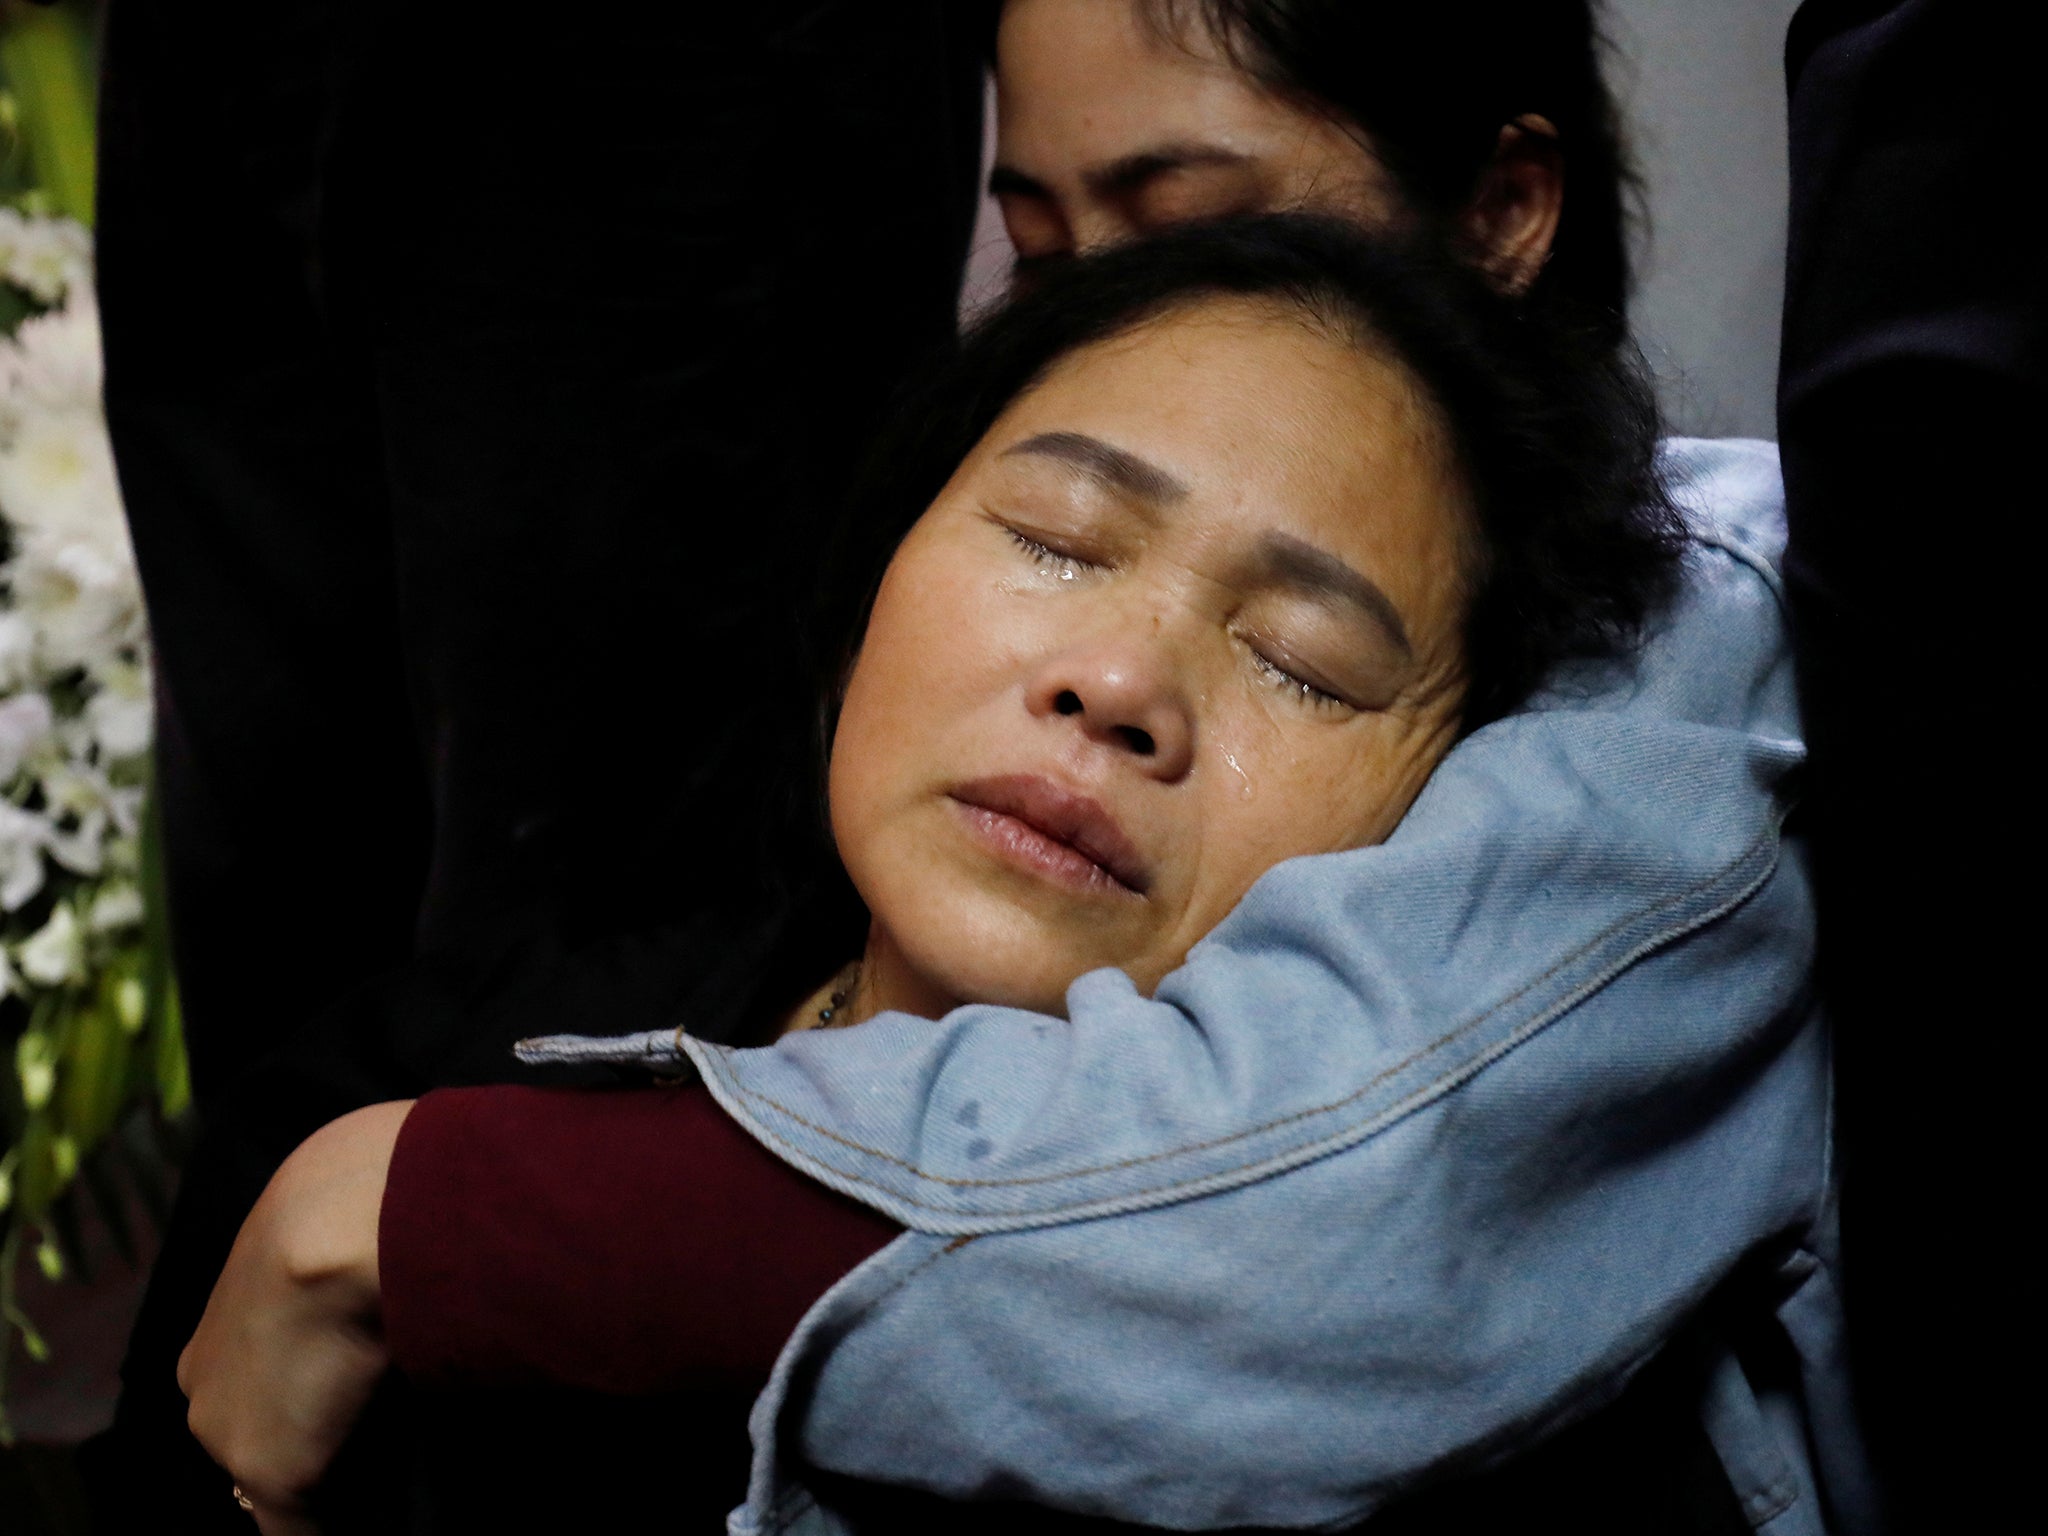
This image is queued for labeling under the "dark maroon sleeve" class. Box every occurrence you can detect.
[379,1083,901,1394]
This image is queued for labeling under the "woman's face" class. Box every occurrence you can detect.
[994,0,1405,270]
[830,299,1471,1020]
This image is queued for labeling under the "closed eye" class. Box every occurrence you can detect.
[1006,526,1097,582]
[1246,645,1349,712]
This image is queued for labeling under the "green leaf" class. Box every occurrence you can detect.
[8,1120,56,1223]
[13,1032,55,1114]
[61,986,132,1150]
[152,984,188,1123]
[0,6,96,226]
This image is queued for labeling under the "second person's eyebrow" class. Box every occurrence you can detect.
[1086,143,1254,198]
[988,144,1250,202]
[1002,431,1191,507]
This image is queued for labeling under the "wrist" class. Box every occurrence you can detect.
[268,1100,416,1316]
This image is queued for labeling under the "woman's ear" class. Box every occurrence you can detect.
[1460,115,1565,295]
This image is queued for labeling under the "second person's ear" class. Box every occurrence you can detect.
[1460,115,1566,294]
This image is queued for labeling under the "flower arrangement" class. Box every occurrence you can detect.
[0,207,184,1436]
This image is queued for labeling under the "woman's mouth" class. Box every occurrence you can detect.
[947,775,1149,896]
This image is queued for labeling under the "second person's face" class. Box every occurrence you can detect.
[993,0,1407,271]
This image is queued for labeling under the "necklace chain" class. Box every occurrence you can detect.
[816,962,861,1028]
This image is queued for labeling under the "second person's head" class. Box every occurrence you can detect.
[989,0,1633,334]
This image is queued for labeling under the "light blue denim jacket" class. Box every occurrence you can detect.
[523,440,1872,1534]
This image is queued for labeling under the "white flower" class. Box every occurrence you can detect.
[0,212,92,304]
[84,661,154,760]
[46,818,107,876]
[0,690,55,782]
[0,611,36,691]
[42,757,142,830]
[87,882,144,933]
[3,543,145,673]
[17,902,87,986]
[0,288,139,676]
[0,798,55,911]
[1,283,103,414]
[29,759,136,880]
[0,405,128,562]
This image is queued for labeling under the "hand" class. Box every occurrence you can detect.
[178,1101,415,1535]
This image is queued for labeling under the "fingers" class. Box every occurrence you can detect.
[182,1318,388,1506]
[209,1478,320,1536]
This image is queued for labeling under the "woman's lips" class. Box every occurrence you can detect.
[947,775,1149,896]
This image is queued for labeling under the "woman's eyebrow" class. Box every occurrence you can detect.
[1252,532,1412,654]
[988,145,1252,202]
[988,164,1050,200]
[1002,431,1191,508]
[1083,144,1254,198]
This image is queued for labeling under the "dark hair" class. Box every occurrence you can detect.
[979,0,1639,343]
[815,213,1678,736]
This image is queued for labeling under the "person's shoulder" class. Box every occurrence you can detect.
[1527,437,1793,736]
[1655,436,1786,594]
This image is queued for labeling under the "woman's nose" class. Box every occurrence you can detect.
[1025,634,1195,781]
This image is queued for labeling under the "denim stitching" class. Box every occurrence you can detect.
[705,820,1774,1190]
[718,831,1761,1223]
[746,1233,973,1534]
[697,819,1781,1196]
[1684,523,1788,609]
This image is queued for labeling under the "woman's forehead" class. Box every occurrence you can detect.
[998,0,1246,134]
[996,0,1366,177]
[960,302,1471,622]
[994,301,1445,495]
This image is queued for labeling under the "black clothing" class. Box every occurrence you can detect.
[87,2,981,1528]
[1778,1,2036,1528]
[99,0,979,1117]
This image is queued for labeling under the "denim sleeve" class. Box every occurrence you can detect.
[532,441,1829,1527]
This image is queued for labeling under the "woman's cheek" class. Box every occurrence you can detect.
[832,533,1025,839]
[1219,718,1403,861]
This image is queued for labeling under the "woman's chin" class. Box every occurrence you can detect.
[854,851,1160,1021]
[863,915,1105,1022]
[912,958,1080,1021]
